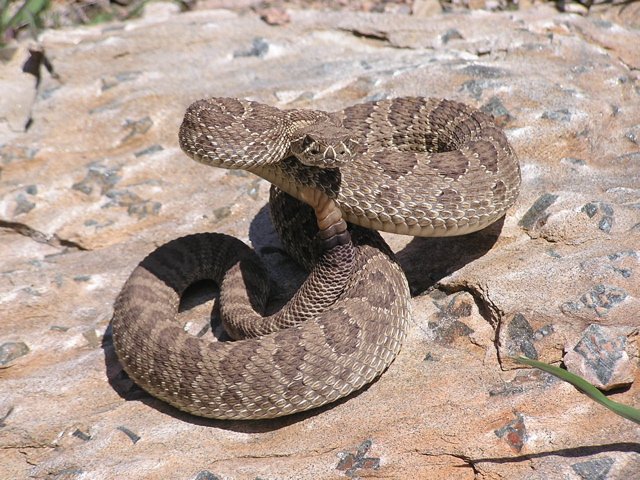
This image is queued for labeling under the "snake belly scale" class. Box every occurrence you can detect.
[111,96,520,420]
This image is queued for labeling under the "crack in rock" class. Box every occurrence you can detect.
[437,281,506,367]
[0,219,88,251]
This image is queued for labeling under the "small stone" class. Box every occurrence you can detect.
[518,193,559,231]
[446,293,473,318]
[428,319,474,344]
[505,313,537,359]
[193,472,221,480]
[463,65,505,79]
[562,284,628,317]
[336,440,380,477]
[625,125,640,144]
[581,284,627,317]
[495,413,526,452]
[546,248,562,258]
[72,429,91,441]
[441,28,463,44]
[541,109,572,122]
[72,164,121,196]
[117,426,141,444]
[0,341,29,365]
[121,116,153,143]
[580,202,617,234]
[606,251,637,280]
[564,324,636,390]
[212,206,231,221]
[50,325,70,332]
[14,192,35,215]
[0,406,14,427]
[481,96,513,126]
[460,79,488,100]
[582,202,599,218]
[105,190,161,219]
[571,457,615,480]
[598,216,613,233]
[560,157,586,167]
[128,200,161,218]
[533,324,554,341]
[423,352,436,362]
[134,144,164,157]
[233,37,270,58]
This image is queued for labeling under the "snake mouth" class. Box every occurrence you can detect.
[297,151,346,168]
[293,138,360,169]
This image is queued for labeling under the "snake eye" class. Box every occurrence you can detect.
[301,135,314,151]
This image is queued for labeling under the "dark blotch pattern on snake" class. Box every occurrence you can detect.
[111,97,520,419]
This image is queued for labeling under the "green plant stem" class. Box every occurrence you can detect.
[513,356,640,425]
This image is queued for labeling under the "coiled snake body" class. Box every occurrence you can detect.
[112,97,520,419]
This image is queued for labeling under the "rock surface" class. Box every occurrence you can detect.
[563,323,638,391]
[1,3,639,479]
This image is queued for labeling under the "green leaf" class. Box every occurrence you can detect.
[513,356,640,425]
[3,0,49,30]
[1,0,49,46]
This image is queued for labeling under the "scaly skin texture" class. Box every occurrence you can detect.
[112,200,410,419]
[112,97,519,419]
[179,97,521,236]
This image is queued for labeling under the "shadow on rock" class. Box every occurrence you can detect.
[249,198,505,298]
[467,442,640,464]
[102,320,377,433]
[248,203,308,312]
[397,216,504,296]
[102,204,503,431]
[101,215,371,432]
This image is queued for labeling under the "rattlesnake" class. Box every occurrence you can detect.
[111,97,520,420]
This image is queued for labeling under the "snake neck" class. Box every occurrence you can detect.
[283,178,351,250]
[220,181,353,341]
[251,156,342,207]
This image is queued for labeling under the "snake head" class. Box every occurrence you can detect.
[290,124,359,168]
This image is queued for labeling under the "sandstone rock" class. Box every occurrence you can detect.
[1,3,639,480]
[563,324,638,390]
